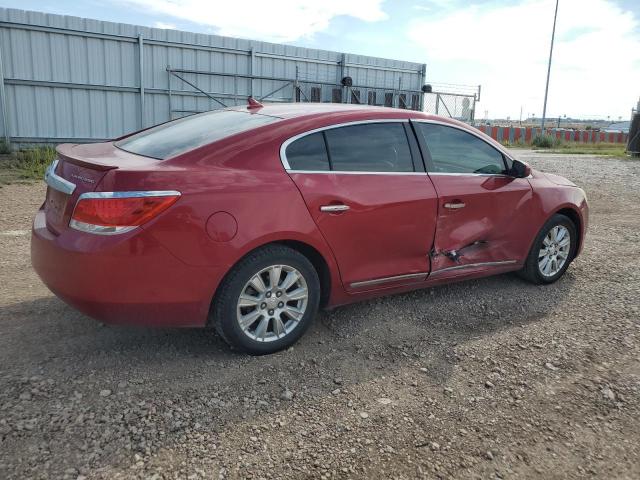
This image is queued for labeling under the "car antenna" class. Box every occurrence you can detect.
[247,96,264,110]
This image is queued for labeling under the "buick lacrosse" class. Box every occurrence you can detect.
[32,102,588,354]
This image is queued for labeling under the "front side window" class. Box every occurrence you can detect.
[324,123,413,172]
[116,110,278,160]
[285,132,330,171]
[415,123,507,174]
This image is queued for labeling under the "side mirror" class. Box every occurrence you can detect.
[510,159,531,178]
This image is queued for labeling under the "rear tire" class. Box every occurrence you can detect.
[211,244,320,355]
[519,213,577,284]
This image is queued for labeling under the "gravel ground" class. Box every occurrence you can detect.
[1,150,639,479]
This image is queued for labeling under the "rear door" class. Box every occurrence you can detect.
[412,121,533,275]
[284,120,438,291]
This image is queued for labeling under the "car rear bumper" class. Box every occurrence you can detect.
[31,209,221,327]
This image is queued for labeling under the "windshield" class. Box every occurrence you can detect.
[116,109,280,160]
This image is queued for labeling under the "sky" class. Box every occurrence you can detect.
[2,0,639,120]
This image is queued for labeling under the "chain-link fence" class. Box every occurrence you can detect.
[422,83,481,123]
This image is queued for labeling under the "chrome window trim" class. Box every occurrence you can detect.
[287,170,429,176]
[428,172,511,178]
[430,260,518,276]
[350,271,428,289]
[44,159,76,195]
[280,118,410,172]
[279,117,520,177]
[76,190,182,200]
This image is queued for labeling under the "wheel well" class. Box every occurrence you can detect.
[277,240,331,309]
[209,240,332,321]
[556,207,582,254]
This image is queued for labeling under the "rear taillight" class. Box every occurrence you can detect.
[70,191,180,235]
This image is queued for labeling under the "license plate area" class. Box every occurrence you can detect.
[45,187,70,227]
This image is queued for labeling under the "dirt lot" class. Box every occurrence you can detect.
[1,151,639,479]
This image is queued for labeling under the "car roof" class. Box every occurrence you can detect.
[228,102,439,120]
[232,102,405,118]
[227,102,476,130]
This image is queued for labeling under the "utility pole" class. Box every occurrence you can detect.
[519,105,523,126]
[540,0,559,133]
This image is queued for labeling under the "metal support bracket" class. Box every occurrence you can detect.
[0,41,10,146]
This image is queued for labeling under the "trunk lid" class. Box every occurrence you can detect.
[44,142,155,235]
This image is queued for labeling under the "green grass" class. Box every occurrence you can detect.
[501,134,629,157]
[16,146,56,179]
[500,139,525,148]
[495,136,629,157]
[0,145,57,186]
[531,134,563,149]
[535,142,628,157]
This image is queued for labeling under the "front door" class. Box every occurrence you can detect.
[283,121,438,291]
[412,121,533,274]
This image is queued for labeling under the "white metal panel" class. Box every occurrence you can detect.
[0,7,426,144]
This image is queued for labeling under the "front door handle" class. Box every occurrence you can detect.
[320,204,350,213]
[444,201,466,210]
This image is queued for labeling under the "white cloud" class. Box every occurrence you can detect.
[408,0,640,119]
[123,0,387,43]
[153,21,176,29]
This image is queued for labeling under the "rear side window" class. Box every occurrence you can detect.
[285,132,330,171]
[116,110,279,160]
[324,123,414,172]
[415,123,507,174]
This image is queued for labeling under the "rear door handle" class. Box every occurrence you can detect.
[444,201,466,210]
[320,204,350,212]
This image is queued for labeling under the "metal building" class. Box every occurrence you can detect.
[0,7,428,146]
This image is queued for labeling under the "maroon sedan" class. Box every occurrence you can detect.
[31,103,588,354]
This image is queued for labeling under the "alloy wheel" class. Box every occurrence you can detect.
[236,264,309,342]
[538,225,571,277]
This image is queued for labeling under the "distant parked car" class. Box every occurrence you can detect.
[31,102,588,354]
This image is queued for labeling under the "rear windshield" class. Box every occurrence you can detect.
[116,109,280,160]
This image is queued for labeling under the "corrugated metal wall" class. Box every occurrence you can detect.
[0,8,427,145]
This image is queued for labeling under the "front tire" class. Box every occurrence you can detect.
[519,213,577,284]
[211,245,320,355]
